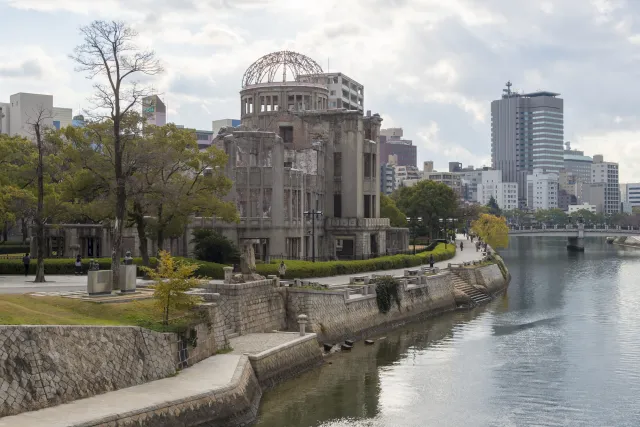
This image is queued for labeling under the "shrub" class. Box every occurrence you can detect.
[0,257,157,276]
[374,276,402,313]
[0,245,30,255]
[191,229,240,264]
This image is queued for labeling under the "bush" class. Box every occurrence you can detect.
[374,276,402,313]
[258,243,456,279]
[191,229,240,264]
[0,245,30,255]
[0,257,157,276]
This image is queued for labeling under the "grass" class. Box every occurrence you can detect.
[215,347,234,354]
[0,295,192,332]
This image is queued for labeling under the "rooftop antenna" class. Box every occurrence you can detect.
[565,141,571,150]
[502,80,512,96]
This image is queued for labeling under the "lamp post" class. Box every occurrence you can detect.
[407,216,422,255]
[304,208,323,262]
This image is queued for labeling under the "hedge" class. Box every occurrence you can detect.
[258,243,456,279]
[0,245,30,255]
[0,243,455,280]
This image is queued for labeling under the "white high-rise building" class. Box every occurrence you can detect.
[527,168,559,210]
[591,154,620,214]
[621,183,640,213]
[297,72,364,111]
[0,93,72,139]
[476,170,518,211]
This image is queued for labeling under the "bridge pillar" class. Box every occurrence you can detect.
[567,237,584,252]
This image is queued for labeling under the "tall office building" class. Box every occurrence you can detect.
[491,81,564,207]
[563,142,592,184]
[591,154,620,214]
[621,183,640,213]
[142,95,167,126]
[379,127,417,167]
[526,169,559,210]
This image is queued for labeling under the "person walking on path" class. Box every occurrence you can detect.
[74,255,82,276]
[429,254,434,268]
[476,241,480,252]
[22,253,30,277]
[459,241,464,251]
[278,261,287,279]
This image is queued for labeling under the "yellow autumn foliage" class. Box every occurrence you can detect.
[471,214,509,249]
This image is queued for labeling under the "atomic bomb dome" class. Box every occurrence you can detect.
[241,51,324,88]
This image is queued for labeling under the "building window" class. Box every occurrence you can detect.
[364,153,372,178]
[334,193,342,218]
[279,126,293,143]
[364,195,371,218]
[334,152,342,176]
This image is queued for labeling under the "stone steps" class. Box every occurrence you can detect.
[451,273,492,305]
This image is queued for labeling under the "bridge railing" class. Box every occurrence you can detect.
[509,225,640,233]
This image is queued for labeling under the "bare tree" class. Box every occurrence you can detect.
[70,20,163,287]
[25,106,54,283]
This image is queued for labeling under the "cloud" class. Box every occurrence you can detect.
[0,59,42,77]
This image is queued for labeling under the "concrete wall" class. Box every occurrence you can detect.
[183,303,231,366]
[286,272,456,342]
[204,279,287,335]
[247,333,323,388]
[0,326,176,417]
[451,263,507,295]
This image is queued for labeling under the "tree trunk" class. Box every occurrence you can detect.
[156,204,164,252]
[21,218,28,244]
[112,121,124,288]
[133,202,150,267]
[2,222,7,242]
[34,124,46,283]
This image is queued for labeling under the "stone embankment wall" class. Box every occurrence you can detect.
[204,279,286,334]
[286,272,456,343]
[0,326,176,418]
[451,264,506,294]
[613,236,640,248]
[248,333,324,389]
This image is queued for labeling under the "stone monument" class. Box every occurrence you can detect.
[120,251,137,293]
[230,240,264,283]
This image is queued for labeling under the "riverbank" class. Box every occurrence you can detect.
[612,235,640,248]
[0,237,509,426]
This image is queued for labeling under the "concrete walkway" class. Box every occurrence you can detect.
[0,354,243,427]
[308,235,484,286]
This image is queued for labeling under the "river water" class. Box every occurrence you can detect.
[253,237,640,427]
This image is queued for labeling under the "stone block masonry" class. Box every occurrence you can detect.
[203,279,287,334]
[0,326,176,417]
[286,272,457,343]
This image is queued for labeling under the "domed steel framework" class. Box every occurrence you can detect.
[242,51,324,88]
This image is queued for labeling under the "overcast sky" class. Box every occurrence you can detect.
[1,0,639,182]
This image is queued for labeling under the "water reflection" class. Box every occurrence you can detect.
[254,238,640,427]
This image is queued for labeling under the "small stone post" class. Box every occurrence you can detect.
[267,274,280,287]
[298,314,308,336]
[223,267,233,284]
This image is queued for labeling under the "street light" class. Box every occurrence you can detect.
[304,208,323,262]
[406,216,423,255]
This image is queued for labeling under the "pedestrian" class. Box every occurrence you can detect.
[278,260,287,279]
[459,241,463,251]
[22,252,30,277]
[476,241,480,252]
[74,255,82,275]
[429,254,434,268]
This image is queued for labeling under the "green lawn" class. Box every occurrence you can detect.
[0,295,190,332]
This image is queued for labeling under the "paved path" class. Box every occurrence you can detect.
[308,235,483,286]
[230,332,303,355]
[0,276,152,294]
[0,354,243,427]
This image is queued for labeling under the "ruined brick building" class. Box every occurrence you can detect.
[194,51,407,260]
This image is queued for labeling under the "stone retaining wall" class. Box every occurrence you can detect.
[286,272,456,342]
[0,326,176,418]
[73,356,262,427]
[204,279,286,334]
[450,263,507,294]
[247,333,324,389]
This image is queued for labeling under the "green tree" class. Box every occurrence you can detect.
[535,208,568,226]
[71,20,163,287]
[142,250,203,326]
[569,209,597,224]
[191,229,240,264]
[486,195,502,216]
[395,180,458,240]
[380,194,407,227]
[472,213,509,249]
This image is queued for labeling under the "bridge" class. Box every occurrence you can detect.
[508,224,640,251]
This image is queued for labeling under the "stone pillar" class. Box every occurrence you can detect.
[567,236,584,252]
[223,267,233,284]
[268,274,280,287]
[297,314,308,336]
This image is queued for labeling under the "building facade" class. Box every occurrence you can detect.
[526,168,559,210]
[212,119,241,135]
[491,82,564,207]
[297,72,364,111]
[622,183,640,212]
[476,170,518,210]
[142,95,167,126]
[0,92,72,138]
[568,203,596,214]
[591,154,620,214]
[379,127,416,167]
[424,171,463,198]
[380,163,396,195]
[423,161,434,173]
[563,143,592,184]
[394,165,421,187]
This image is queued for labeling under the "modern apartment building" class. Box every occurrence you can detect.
[591,154,620,214]
[0,92,72,139]
[621,183,640,212]
[449,162,463,172]
[212,118,241,135]
[526,168,559,210]
[581,183,606,214]
[568,203,596,214]
[423,161,434,173]
[476,170,518,211]
[142,95,167,126]
[380,163,396,195]
[379,127,416,167]
[297,72,364,111]
[491,82,564,207]
[424,171,463,198]
[563,142,592,184]
[395,165,421,187]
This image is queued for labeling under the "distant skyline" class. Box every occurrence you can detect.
[1,0,640,180]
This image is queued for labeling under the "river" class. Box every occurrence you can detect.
[253,237,640,427]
